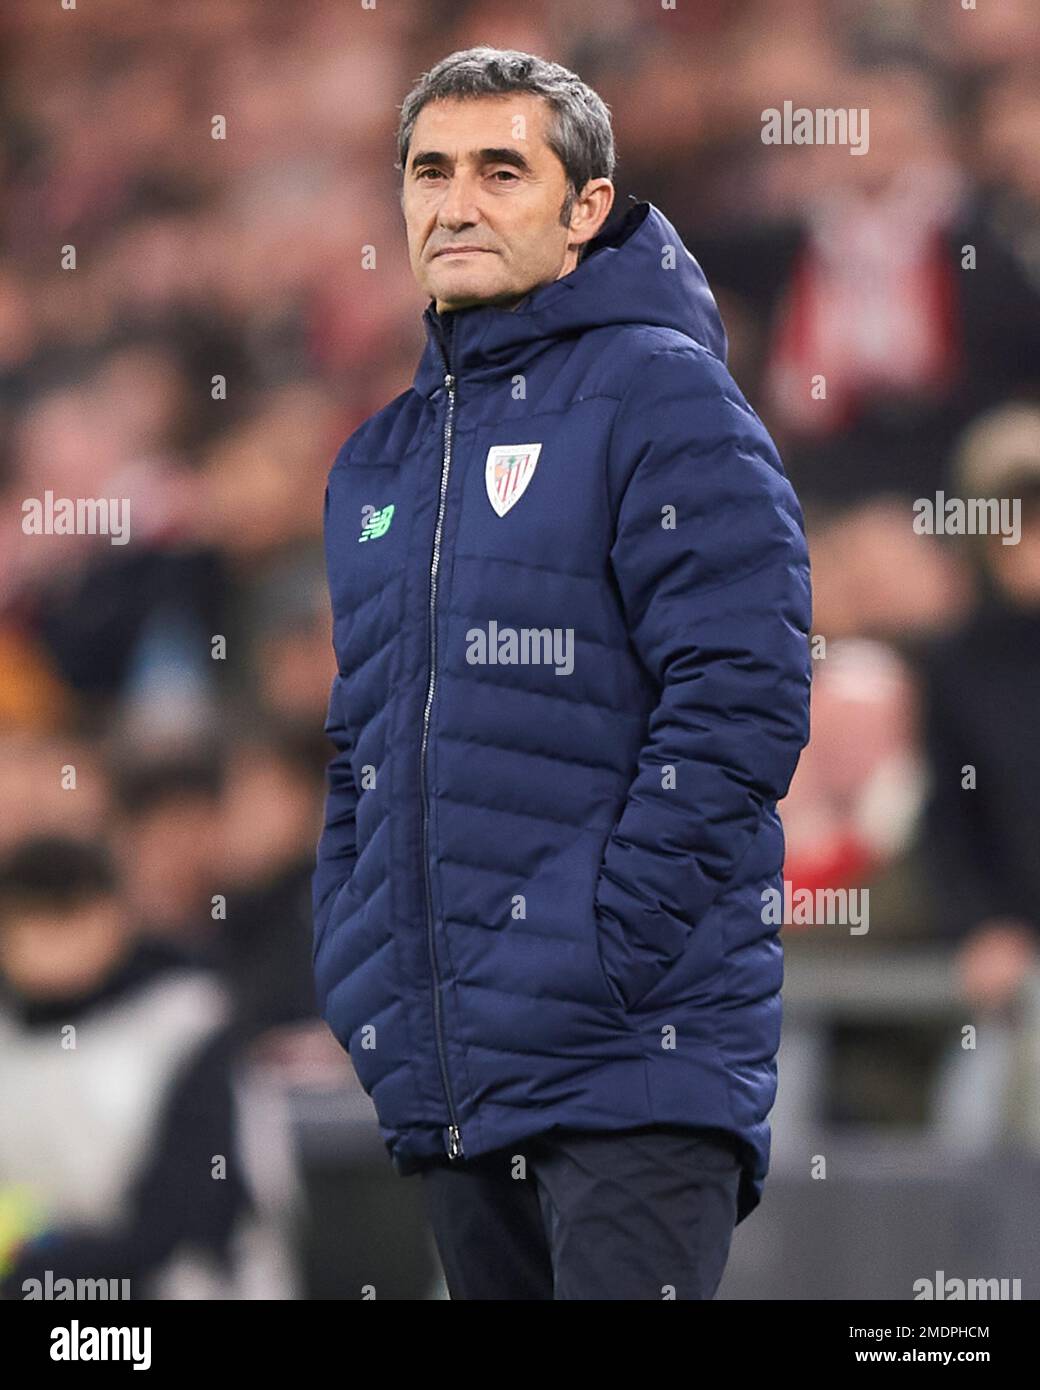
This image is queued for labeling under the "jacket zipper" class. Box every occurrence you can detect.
[420,318,463,1161]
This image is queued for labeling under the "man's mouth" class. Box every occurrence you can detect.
[433,247,494,258]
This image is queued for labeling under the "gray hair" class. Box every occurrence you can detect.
[396,47,616,228]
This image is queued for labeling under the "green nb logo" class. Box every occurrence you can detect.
[359,503,395,543]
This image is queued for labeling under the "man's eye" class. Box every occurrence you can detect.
[490,170,518,182]
[417,168,443,180]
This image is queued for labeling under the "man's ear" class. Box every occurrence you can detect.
[569,179,615,252]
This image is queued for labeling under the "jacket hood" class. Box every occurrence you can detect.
[413,199,727,397]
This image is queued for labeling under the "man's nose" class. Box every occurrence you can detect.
[436,171,482,229]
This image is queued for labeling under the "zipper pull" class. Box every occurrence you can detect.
[447,1124,464,1160]
[444,372,455,392]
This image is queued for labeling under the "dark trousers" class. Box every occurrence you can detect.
[419,1124,742,1300]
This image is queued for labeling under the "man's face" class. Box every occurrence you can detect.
[989,498,1040,606]
[0,899,128,999]
[402,93,613,312]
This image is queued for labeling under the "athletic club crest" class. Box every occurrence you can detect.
[485,443,542,517]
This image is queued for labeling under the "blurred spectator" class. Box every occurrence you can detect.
[111,754,224,948]
[217,731,327,1037]
[0,835,300,1299]
[0,732,109,850]
[242,550,337,735]
[920,404,1040,1011]
[806,495,972,640]
[693,64,1040,508]
[782,638,930,942]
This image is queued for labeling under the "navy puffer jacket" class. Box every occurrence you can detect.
[313,200,811,1223]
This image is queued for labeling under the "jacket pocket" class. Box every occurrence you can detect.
[593,904,686,1013]
[592,919,629,1011]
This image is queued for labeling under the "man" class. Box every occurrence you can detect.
[313,47,812,1300]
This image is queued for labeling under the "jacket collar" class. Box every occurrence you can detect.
[411,198,727,398]
[412,200,655,397]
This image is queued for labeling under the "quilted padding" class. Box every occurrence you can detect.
[313,200,812,1224]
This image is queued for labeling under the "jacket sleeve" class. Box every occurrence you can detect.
[308,467,361,967]
[312,467,361,963]
[312,668,360,963]
[594,346,812,1009]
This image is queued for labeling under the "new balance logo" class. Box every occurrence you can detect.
[359,503,395,542]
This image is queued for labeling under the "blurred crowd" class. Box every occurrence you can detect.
[1,0,1039,1296]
